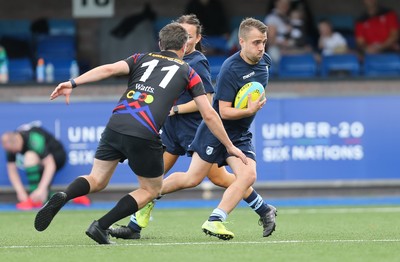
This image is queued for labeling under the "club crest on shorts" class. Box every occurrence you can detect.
[206,146,214,155]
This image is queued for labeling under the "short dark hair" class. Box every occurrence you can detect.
[239,17,268,39]
[159,23,188,51]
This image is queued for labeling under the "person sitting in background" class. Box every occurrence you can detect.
[318,19,348,56]
[355,0,399,54]
[264,0,311,64]
[1,123,90,210]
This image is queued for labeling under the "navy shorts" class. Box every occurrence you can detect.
[161,113,202,156]
[95,127,164,178]
[188,122,256,167]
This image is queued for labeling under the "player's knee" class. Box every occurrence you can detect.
[186,177,203,188]
[86,175,107,192]
[238,172,256,187]
[23,151,40,166]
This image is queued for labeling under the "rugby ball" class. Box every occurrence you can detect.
[234,82,265,109]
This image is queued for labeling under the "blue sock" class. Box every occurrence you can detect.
[244,190,270,217]
[208,208,227,222]
[128,214,142,233]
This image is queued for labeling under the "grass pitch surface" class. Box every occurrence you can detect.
[1,206,399,262]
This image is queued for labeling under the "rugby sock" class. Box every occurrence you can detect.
[128,215,142,232]
[208,208,227,222]
[127,195,162,232]
[98,194,138,230]
[64,177,90,202]
[25,165,42,193]
[244,189,270,217]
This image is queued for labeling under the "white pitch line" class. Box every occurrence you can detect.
[279,206,400,214]
[2,239,400,249]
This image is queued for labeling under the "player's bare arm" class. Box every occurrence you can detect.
[50,61,130,104]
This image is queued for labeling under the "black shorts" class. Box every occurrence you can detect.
[95,127,164,178]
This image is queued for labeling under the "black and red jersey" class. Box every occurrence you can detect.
[107,51,206,141]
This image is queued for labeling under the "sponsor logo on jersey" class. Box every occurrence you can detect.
[242,71,255,80]
[126,90,154,104]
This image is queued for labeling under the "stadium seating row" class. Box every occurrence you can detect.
[208,53,400,80]
[7,53,400,83]
[0,19,78,82]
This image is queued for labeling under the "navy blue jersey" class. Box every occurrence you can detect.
[107,51,206,142]
[176,50,214,104]
[214,52,271,133]
[161,51,214,155]
[188,52,271,165]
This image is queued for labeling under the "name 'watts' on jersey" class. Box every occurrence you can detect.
[107,51,205,141]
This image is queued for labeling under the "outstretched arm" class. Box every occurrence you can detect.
[50,61,130,104]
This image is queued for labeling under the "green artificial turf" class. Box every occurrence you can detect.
[1,206,399,262]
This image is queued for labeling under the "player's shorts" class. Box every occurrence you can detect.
[161,113,202,156]
[95,127,164,178]
[188,122,256,167]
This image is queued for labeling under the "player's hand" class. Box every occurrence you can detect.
[50,81,74,104]
[16,191,29,202]
[30,187,49,203]
[247,92,267,114]
[227,145,248,165]
[168,106,174,116]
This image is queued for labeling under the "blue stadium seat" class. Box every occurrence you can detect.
[320,54,360,77]
[278,54,317,78]
[36,35,76,60]
[48,19,76,36]
[0,19,31,39]
[204,36,228,54]
[207,55,227,81]
[363,53,400,76]
[8,58,34,82]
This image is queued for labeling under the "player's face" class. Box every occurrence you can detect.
[1,134,19,153]
[180,23,201,55]
[240,28,267,64]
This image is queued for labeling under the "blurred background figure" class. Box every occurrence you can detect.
[0,45,8,83]
[318,19,349,57]
[263,0,312,64]
[1,123,90,210]
[355,0,399,55]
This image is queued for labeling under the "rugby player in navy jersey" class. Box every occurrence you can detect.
[123,17,275,240]
[33,22,247,245]
[109,15,276,240]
